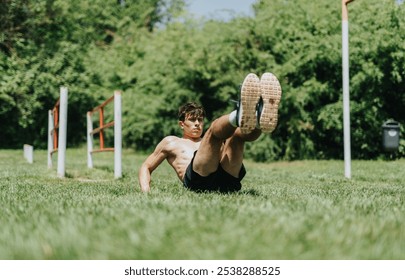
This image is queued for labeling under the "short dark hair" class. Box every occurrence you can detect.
[178,102,205,121]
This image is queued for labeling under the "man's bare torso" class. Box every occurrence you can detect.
[163,136,201,181]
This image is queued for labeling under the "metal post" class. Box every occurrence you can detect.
[342,0,355,179]
[87,112,94,168]
[24,144,33,164]
[57,87,68,178]
[53,105,59,151]
[99,107,105,150]
[114,90,122,179]
[48,110,54,168]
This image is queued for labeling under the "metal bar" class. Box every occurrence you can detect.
[90,121,115,135]
[342,0,354,179]
[88,95,115,114]
[53,105,59,150]
[114,90,122,178]
[87,112,94,168]
[91,148,115,153]
[99,107,105,149]
[53,98,60,108]
[48,110,54,168]
[57,87,68,178]
[86,91,123,178]
[24,144,34,164]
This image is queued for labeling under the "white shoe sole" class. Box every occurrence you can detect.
[239,73,261,134]
[259,72,282,133]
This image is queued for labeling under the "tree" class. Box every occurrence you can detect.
[1,0,403,160]
[0,0,183,148]
[247,0,404,160]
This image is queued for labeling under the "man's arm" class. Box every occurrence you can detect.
[138,138,170,192]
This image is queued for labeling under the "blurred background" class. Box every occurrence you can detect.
[1,0,404,160]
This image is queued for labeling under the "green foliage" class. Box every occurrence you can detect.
[0,0,404,159]
[0,41,98,147]
[344,0,405,159]
[249,0,405,160]
[0,0,180,148]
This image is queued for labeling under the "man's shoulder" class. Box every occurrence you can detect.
[158,136,183,149]
[157,136,188,155]
[160,136,200,149]
[162,135,181,143]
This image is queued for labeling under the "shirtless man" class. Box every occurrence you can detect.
[138,72,282,193]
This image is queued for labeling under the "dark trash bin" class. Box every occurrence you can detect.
[382,120,400,152]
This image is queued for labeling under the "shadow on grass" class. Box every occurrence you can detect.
[63,165,122,181]
[239,188,264,197]
[190,188,264,197]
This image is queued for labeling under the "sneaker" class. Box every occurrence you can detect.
[237,73,261,134]
[258,72,282,133]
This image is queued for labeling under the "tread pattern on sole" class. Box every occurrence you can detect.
[239,73,261,134]
[259,73,282,133]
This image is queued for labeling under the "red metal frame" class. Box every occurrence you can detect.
[88,95,115,153]
[51,98,60,154]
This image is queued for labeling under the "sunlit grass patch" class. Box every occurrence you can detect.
[0,149,404,259]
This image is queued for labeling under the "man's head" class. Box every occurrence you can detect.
[178,102,205,140]
[178,102,205,122]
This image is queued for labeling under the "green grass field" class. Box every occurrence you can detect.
[0,148,404,260]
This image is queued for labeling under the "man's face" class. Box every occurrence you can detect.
[180,114,204,139]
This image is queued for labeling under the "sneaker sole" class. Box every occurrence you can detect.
[259,73,282,133]
[239,73,261,134]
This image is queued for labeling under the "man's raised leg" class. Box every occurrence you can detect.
[193,73,261,177]
[219,128,261,178]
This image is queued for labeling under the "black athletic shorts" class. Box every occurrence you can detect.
[183,152,246,193]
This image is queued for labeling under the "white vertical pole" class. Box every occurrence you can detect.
[23,145,27,161]
[48,110,53,168]
[24,144,33,164]
[342,0,353,179]
[114,90,122,179]
[57,87,68,178]
[87,112,94,168]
